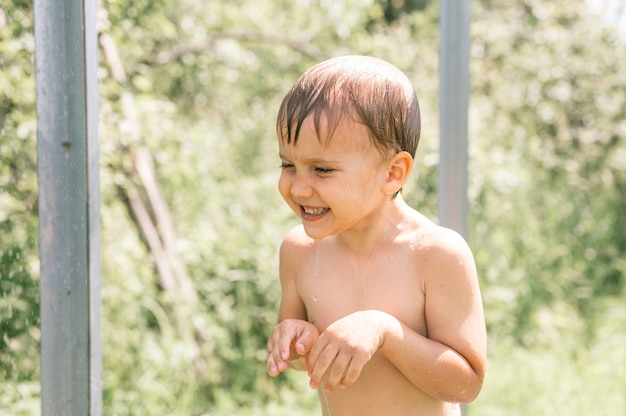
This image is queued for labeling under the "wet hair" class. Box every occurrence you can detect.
[276,55,421,158]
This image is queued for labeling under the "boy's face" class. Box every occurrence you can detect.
[278,115,392,240]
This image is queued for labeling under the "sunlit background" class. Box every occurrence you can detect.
[1,0,625,414]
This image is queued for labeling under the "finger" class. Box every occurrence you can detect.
[323,354,352,393]
[278,327,296,361]
[266,331,278,375]
[309,344,338,389]
[267,324,284,352]
[339,357,365,389]
[267,327,288,373]
[295,327,317,355]
[307,336,325,376]
[267,339,286,376]
[268,344,290,375]
[267,355,279,377]
[267,345,283,377]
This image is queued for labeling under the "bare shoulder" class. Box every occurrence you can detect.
[281,225,315,252]
[279,225,317,268]
[410,214,474,266]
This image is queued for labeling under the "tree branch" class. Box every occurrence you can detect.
[152,31,328,65]
[100,15,209,375]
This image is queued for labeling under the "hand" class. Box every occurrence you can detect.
[307,310,391,392]
[267,319,320,377]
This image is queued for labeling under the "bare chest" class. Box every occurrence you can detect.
[297,247,427,334]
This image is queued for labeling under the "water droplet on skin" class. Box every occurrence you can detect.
[315,247,319,276]
[313,248,320,302]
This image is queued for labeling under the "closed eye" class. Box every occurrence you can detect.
[280,162,294,170]
[314,166,335,174]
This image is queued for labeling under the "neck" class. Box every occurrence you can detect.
[334,196,410,256]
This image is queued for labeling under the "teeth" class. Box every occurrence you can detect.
[303,207,328,215]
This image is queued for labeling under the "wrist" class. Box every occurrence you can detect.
[375,311,403,353]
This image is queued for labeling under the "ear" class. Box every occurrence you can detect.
[381,151,413,195]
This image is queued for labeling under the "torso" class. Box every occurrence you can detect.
[291,213,462,416]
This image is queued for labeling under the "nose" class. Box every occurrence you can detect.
[289,171,314,199]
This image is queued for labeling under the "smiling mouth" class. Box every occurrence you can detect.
[301,206,330,216]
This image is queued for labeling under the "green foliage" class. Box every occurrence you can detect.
[1,0,625,414]
[473,298,626,415]
[0,0,40,401]
[470,0,626,344]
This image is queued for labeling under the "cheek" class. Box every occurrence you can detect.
[342,175,383,204]
[277,173,291,200]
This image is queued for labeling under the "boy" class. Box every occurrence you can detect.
[266,55,486,415]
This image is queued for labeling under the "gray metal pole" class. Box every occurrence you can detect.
[34,0,101,413]
[439,1,471,414]
[438,0,471,240]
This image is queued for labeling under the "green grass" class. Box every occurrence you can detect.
[473,299,626,416]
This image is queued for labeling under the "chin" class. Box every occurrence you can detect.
[301,225,333,240]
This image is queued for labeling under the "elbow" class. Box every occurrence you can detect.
[438,369,485,404]
[453,370,485,403]
[456,355,486,403]
[439,383,483,404]
[456,382,483,404]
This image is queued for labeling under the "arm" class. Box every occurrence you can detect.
[379,229,486,402]
[307,228,486,402]
[267,231,320,376]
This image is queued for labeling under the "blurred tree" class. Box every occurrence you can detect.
[95,0,441,411]
[0,0,40,388]
[471,0,626,343]
[1,0,625,413]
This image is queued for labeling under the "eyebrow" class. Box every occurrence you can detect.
[278,154,339,165]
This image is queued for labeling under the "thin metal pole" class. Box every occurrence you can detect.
[438,0,471,240]
[34,0,101,413]
[439,1,471,414]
